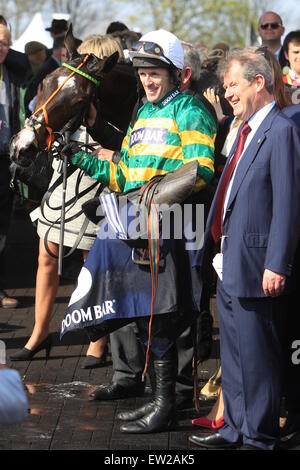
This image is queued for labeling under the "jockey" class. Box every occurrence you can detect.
[61,29,216,433]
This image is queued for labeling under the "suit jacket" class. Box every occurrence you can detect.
[283,104,300,128]
[205,105,300,297]
[5,48,31,77]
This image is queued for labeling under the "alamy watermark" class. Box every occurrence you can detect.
[96,198,205,251]
[0,340,6,364]
[292,89,300,105]
[291,340,300,365]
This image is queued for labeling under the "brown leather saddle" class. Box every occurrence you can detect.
[82,160,198,234]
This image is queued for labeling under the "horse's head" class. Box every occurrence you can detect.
[10,24,119,167]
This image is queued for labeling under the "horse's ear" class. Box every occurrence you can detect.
[101,51,119,73]
[64,24,79,60]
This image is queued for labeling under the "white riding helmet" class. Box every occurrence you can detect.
[129,29,184,70]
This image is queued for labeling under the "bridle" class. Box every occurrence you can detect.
[22,53,100,151]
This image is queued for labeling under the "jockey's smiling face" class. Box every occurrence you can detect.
[138,67,174,103]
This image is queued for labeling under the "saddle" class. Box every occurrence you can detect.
[82,160,199,232]
[149,159,199,206]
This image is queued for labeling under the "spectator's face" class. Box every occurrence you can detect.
[60,48,68,62]
[285,41,300,76]
[223,60,260,121]
[138,67,173,103]
[258,13,284,44]
[28,49,47,66]
[0,32,9,64]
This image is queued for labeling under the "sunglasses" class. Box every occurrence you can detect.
[259,22,281,30]
[132,41,170,62]
[132,41,164,55]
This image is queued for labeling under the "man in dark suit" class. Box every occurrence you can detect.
[279,104,300,446]
[258,11,288,69]
[189,48,300,450]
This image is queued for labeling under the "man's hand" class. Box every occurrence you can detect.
[262,269,286,297]
[92,148,114,162]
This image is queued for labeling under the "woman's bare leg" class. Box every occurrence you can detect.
[81,249,107,358]
[86,337,107,357]
[206,389,224,420]
[25,239,59,350]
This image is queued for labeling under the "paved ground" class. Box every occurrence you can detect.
[0,207,220,451]
[0,206,299,452]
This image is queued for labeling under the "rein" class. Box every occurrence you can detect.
[33,54,97,150]
[41,140,101,260]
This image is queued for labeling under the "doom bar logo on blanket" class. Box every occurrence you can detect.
[61,301,116,334]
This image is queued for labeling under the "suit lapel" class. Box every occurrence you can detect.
[224,106,280,216]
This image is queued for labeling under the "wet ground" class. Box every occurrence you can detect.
[0,207,220,451]
[1,206,299,452]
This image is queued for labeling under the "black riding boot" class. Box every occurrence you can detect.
[117,353,157,422]
[120,348,177,433]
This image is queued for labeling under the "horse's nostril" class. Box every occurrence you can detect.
[14,143,38,167]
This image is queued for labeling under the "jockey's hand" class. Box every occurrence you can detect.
[92,148,114,161]
[61,142,81,160]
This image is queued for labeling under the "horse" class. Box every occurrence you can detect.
[10,25,138,168]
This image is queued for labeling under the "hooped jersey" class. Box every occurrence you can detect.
[73,89,216,193]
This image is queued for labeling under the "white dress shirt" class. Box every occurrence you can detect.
[223,101,275,219]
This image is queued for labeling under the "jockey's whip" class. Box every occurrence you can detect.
[58,131,71,275]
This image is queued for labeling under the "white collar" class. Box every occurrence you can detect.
[248,101,275,134]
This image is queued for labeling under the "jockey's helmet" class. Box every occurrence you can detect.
[129,29,184,70]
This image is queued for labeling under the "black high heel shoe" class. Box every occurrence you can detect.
[81,344,108,369]
[10,335,52,361]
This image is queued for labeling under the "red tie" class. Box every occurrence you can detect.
[211,122,251,244]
